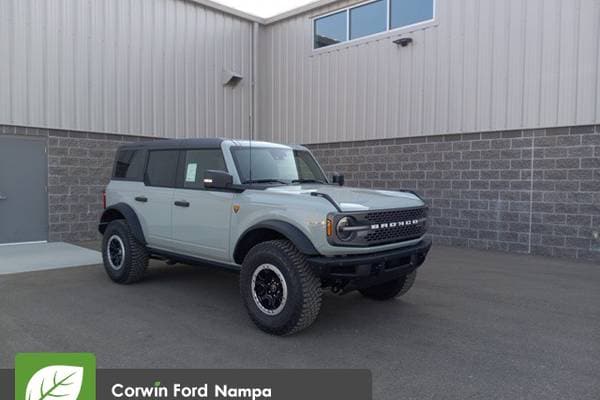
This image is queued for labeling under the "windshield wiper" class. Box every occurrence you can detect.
[243,179,288,185]
[292,179,327,184]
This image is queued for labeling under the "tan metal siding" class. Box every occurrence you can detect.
[257,0,600,144]
[0,0,253,139]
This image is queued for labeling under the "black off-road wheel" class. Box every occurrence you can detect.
[359,270,417,300]
[240,240,322,336]
[102,220,149,284]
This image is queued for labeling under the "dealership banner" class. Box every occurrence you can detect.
[1,355,372,400]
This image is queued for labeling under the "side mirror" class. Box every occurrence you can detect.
[204,170,233,190]
[332,173,345,186]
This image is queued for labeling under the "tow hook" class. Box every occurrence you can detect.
[331,280,344,294]
[373,262,385,275]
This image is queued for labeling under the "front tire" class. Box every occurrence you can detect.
[102,220,149,284]
[359,270,417,300]
[240,240,322,335]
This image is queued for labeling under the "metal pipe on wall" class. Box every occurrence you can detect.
[251,21,259,141]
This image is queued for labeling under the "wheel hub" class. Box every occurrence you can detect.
[107,235,125,270]
[251,264,288,316]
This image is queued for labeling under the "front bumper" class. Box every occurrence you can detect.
[308,238,432,292]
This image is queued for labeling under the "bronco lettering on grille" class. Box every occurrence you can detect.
[369,218,425,230]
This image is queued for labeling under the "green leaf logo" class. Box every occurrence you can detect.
[25,366,84,400]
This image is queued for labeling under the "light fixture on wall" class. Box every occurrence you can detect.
[393,37,413,47]
[222,69,243,86]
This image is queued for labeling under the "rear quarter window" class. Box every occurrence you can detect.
[113,149,146,180]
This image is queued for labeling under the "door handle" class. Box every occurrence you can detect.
[174,200,190,207]
[0,194,6,200]
[134,196,148,203]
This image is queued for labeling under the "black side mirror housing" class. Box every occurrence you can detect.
[332,173,345,186]
[204,170,233,190]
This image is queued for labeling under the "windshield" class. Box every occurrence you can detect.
[231,147,328,184]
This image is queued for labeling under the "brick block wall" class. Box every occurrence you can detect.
[2,123,599,262]
[0,125,147,242]
[308,126,600,263]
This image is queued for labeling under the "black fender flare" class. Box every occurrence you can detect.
[98,203,146,245]
[234,220,320,262]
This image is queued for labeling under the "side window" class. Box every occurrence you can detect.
[294,151,325,181]
[390,0,434,29]
[114,150,145,180]
[349,0,386,40]
[313,0,435,49]
[145,150,179,187]
[314,11,347,49]
[183,149,227,189]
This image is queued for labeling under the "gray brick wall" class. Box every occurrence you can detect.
[307,126,600,263]
[2,123,599,262]
[0,125,147,242]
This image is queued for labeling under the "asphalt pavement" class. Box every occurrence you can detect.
[1,244,598,399]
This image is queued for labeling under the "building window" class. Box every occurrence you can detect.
[390,0,434,30]
[350,0,387,40]
[314,10,347,49]
[313,0,435,49]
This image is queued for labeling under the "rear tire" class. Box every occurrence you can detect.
[240,239,322,335]
[359,270,417,300]
[102,220,149,284]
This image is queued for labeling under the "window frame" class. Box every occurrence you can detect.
[313,9,348,49]
[312,0,436,52]
[349,0,388,41]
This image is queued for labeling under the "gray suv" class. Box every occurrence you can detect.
[99,139,431,335]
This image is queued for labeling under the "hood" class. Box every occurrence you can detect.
[265,184,424,212]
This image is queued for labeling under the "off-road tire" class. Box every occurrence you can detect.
[102,220,149,284]
[359,270,417,300]
[240,239,322,335]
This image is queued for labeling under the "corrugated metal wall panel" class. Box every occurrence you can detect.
[257,0,600,144]
[597,10,600,123]
[0,1,11,124]
[3,0,599,143]
[0,0,253,139]
[577,0,599,124]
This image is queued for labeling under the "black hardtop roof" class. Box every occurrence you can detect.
[117,138,310,152]
[118,138,225,151]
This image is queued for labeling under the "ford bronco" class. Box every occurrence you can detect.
[99,139,431,335]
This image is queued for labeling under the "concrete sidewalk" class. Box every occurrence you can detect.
[0,242,101,274]
[0,245,598,399]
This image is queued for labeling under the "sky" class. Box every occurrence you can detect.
[211,0,321,18]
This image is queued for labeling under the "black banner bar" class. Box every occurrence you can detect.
[2,369,371,400]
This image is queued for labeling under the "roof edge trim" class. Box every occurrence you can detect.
[262,0,342,24]
[185,0,345,26]
[184,0,266,23]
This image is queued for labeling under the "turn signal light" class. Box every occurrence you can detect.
[326,218,333,237]
[102,191,106,209]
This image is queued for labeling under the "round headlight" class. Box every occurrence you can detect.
[336,216,355,241]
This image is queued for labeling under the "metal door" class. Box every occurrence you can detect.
[171,149,233,262]
[171,188,233,262]
[0,136,48,244]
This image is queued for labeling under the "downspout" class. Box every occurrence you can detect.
[251,21,259,141]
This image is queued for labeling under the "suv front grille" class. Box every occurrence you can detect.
[327,206,428,247]
[364,208,427,225]
[363,207,427,245]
